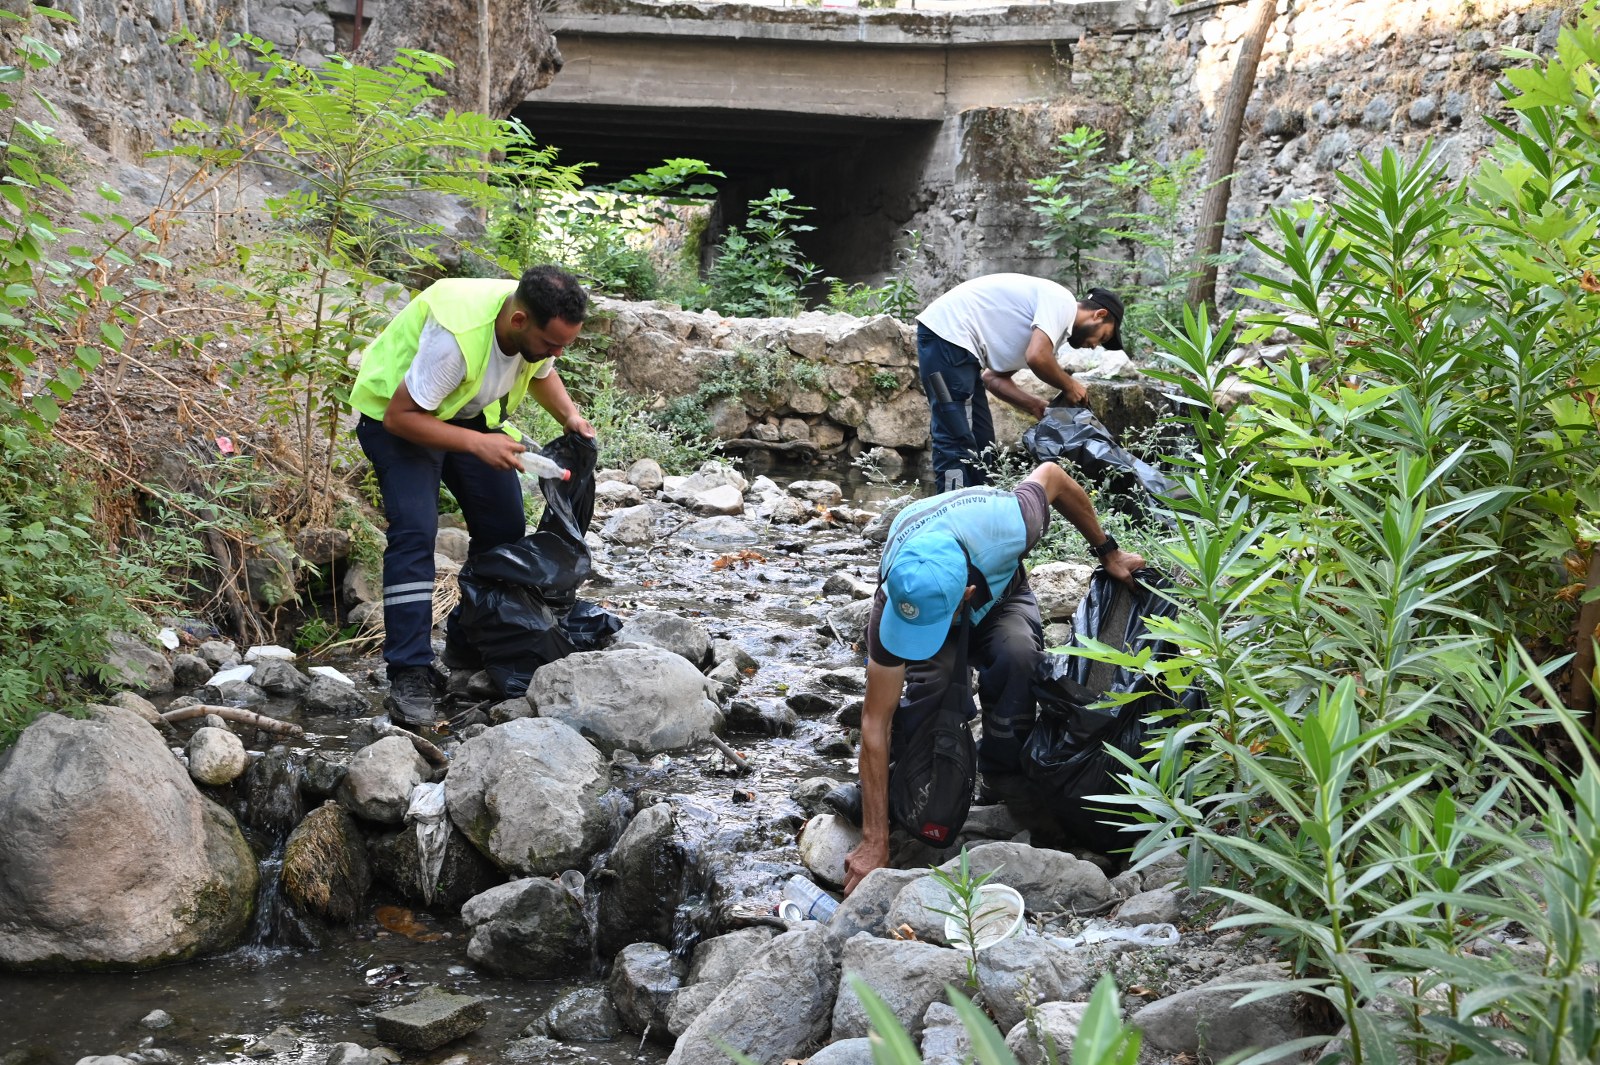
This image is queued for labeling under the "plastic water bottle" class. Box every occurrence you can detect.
[781,874,839,922]
[518,452,571,482]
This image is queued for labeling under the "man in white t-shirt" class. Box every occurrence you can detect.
[914,275,1125,492]
[348,266,593,727]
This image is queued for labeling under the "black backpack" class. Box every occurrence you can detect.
[888,609,977,847]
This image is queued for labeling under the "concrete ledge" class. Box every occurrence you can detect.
[546,0,1167,45]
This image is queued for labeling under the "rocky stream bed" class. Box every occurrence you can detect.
[0,460,1335,1065]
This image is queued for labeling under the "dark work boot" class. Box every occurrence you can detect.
[385,664,439,729]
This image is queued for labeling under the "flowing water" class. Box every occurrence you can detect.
[0,460,923,1065]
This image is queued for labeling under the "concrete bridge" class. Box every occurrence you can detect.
[517,0,1161,284]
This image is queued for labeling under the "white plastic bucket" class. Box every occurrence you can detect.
[943,883,1025,951]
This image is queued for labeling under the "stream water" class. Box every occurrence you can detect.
[0,460,926,1065]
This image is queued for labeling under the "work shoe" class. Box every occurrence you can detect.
[385,664,439,729]
[822,782,863,827]
[976,771,1038,808]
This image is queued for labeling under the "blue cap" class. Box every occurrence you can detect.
[880,532,967,661]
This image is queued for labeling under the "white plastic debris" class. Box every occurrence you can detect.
[244,644,296,663]
[308,665,354,685]
[1048,922,1180,950]
[157,627,181,651]
[208,664,257,686]
[406,781,450,905]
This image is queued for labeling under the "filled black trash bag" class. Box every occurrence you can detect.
[452,433,621,697]
[1020,568,1202,853]
[1022,405,1179,504]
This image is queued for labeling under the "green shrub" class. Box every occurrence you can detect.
[823,229,923,320]
[706,188,818,317]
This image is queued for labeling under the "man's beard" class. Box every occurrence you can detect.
[1068,322,1095,349]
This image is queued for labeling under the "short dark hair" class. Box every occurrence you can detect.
[515,265,588,327]
[1081,287,1125,352]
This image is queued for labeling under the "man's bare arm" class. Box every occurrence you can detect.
[528,370,594,438]
[843,658,905,894]
[382,382,526,469]
[1022,326,1088,406]
[1024,462,1145,583]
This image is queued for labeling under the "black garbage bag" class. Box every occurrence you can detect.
[1022,405,1179,505]
[452,433,621,697]
[1020,568,1202,853]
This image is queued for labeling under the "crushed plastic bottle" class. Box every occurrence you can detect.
[518,451,571,482]
[1045,922,1180,950]
[780,874,839,922]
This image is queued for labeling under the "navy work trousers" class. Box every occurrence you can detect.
[916,324,994,493]
[355,413,525,668]
[890,583,1044,777]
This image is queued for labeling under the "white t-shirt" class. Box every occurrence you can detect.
[403,315,553,419]
[916,274,1078,374]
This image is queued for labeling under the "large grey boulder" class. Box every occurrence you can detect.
[609,941,684,1044]
[829,867,924,940]
[620,610,711,667]
[103,631,175,693]
[529,646,721,756]
[446,718,611,876]
[337,737,428,824]
[1005,1002,1088,1065]
[831,935,969,1040]
[187,726,248,786]
[596,802,682,957]
[601,504,655,546]
[1130,963,1312,1058]
[282,802,371,924]
[920,1002,973,1065]
[461,877,591,977]
[885,876,960,946]
[666,982,723,1039]
[666,926,839,1065]
[807,1040,874,1065]
[687,927,776,987]
[952,843,1112,915]
[0,705,257,969]
[532,987,620,1042]
[251,659,308,697]
[305,672,368,715]
[977,937,1089,1034]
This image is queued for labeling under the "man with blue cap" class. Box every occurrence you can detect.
[840,461,1144,894]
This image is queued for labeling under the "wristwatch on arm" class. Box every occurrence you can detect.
[1089,535,1119,559]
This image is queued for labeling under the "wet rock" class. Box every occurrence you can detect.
[666,982,722,1038]
[766,495,814,524]
[325,1045,399,1065]
[251,659,308,697]
[836,699,864,729]
[0,705,256,969]
[976,937,1088,1034]
[798,814,860,889]
[920,1002,973,1065]
[725,698,796,736]
[823,572,874,599]
[829,867,924,940]
[832,936,968,1040]
[809,1039,874,1065]
[204,677,267,710]
[530,646,721,756]
[787,688,843,715]
[305,672,368,715]
[461,877,591,977]
[710,639,759,674]
[602,504,655,545]
[816,732,855,758]
[245,747,306,836]
[103,631,174,694]
[1005,1002,1087,1065]
[691,484,745,516]
[374,987,487,1051]
[596,803,683,957]
[337,737,428,825]
[172,653,213,689]
[139,1010,174,1030]
[108,691,163,727]
[596,480,644,508]
[187,727,248,786]
[1028,562,1094,621]
[862,495,914,543]
[533,988,619,1042]
[956,842,1112,914]
[627,458,664,492]
[282,802,371,924]
[788,479,844,505]
[197,641,240,670]
[74,1057,134,1065]
[1117,887,1181,925]
[1130,962,1311,1057]
[666,926,839,1065]
[488,696,533,724]
[621,609,711,667]
[368,820,501,909]
[687,926,776,986]
[609,942,684,1044]
[446,718,611,876]
[679,516,760,548]
[705,660,742,701]
[302,753,347,798]
[824,599,873,646]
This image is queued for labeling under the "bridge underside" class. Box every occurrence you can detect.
[513,101,945,283]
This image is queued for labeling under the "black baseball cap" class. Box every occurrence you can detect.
[1084,287,1125,352]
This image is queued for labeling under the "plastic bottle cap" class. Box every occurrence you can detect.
[559,470,571,481]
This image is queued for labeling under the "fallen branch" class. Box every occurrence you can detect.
[161,704,303,736]
[372,720,451,767]
[709,734,752,774]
